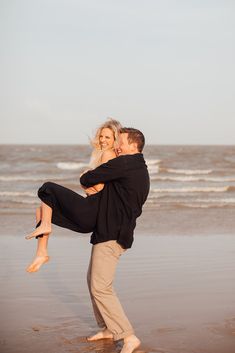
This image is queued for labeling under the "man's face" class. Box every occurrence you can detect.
[117,133,138,156]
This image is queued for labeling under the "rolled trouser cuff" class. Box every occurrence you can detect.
[113,329,135,341]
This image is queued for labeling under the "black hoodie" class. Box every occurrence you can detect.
[80,153,150,249]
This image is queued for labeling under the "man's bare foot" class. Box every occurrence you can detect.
[86,328,113,341]
[25,225,52,240]
[26,255,50,272]
[120,335,141,353]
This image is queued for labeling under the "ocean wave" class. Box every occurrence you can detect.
[2,198,39,204]
[56,162,88,170]
[151,176,235,182]
[0,175,74,182]
[177,201,235,208]
[152,186,230,193]
[146,159,161,165]
[145,197,235,208]
[0,191,36,197]
[194,198,235,204]
[161,168,213,175]
[146,159,161,174]
[149,197,235,203]
[148,166,160,173]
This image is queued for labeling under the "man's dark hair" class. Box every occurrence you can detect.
[120,127,145,152]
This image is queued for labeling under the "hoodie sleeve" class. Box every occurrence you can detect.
[80,157,124,187]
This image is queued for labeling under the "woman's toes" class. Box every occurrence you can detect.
[26,264,34,272]
[25,233,43,240]
[25,226,51,240]
[26,256,50,273]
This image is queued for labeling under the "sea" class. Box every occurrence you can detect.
[1,144,235,353]
[0,144,235,214]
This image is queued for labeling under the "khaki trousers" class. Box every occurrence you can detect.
[87,240,134,341]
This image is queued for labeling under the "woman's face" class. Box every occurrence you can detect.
[99,128,115,150]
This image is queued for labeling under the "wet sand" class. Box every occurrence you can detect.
[1,211,235,353]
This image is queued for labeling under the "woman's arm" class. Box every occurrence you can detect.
[101,149,117,164]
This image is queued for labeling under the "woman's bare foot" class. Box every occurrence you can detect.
[26,255,50,272]
[120,335,141,353]
[86,328,113,341]
[25,225,52,240]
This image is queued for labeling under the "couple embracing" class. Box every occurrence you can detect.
[25,118,150,353]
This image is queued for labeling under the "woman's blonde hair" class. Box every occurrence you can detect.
[88,118,122,169]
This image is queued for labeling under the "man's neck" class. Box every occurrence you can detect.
[122,152,140,156]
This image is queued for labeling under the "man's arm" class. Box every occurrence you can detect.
[80,157,124,188]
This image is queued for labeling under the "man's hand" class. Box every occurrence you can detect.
[80,169,97,195]
[81,182,105,196]
[84,186,99,196]
[81,184,98,196]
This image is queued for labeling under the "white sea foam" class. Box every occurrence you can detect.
[194,198,235,204]
[151,176,235,182]
[161,168,213,175]
[179,203,224,209]
[152,186,230,193]
[0,191,36,197]
[7,198,39,204]
[146,197,235,208]
[146,159,161,165]
[148,166,160,173]
[179,199,235,208]
[56,162,88,170]
[0,175,73,182]
[146,159,161,173]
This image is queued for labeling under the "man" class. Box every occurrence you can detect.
[80,128,150,353]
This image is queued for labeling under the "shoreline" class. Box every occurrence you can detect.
[1,207,235,237]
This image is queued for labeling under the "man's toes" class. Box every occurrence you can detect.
[86,330,113,341]
[86,333,102,341]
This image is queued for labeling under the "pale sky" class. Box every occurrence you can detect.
[0,0,235,144]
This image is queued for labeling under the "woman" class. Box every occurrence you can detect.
[26,118,122,273]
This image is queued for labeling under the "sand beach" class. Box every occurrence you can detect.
[1,208,235,353]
